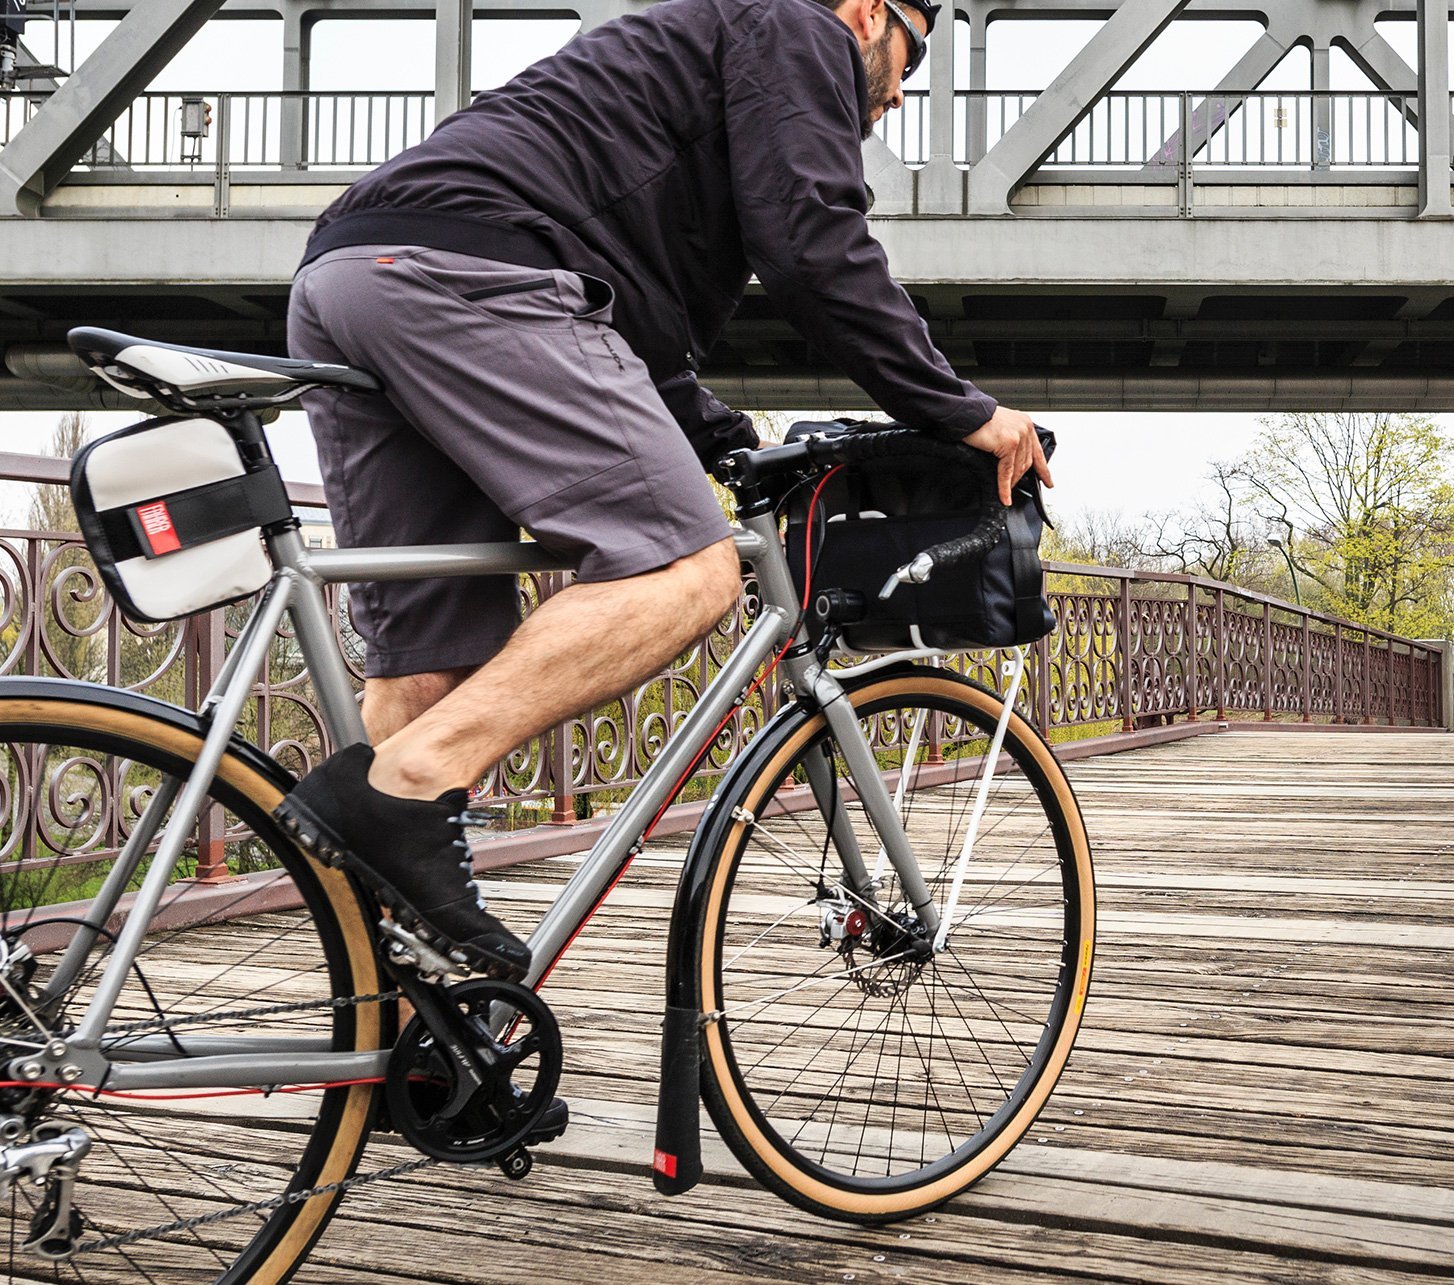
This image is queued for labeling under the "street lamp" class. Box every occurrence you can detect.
[1268,536,1302,606]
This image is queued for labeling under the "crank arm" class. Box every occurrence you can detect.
[386,963,493,1121]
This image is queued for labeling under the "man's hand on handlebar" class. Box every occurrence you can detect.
[964,406,1054,506]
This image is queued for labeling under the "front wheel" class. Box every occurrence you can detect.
[693,667,1094,1223]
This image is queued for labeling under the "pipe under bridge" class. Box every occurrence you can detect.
[1,0,1453,412]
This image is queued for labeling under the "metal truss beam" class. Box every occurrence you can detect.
[0,0,225,214]
[967,0,1194,215]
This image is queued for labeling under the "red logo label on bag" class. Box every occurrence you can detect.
[135,501,181,555]
[652,1149,677,1178]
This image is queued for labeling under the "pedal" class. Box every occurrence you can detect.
[379,919,464,982]
[495,1145,532,1181]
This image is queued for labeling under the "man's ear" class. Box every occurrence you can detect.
[839,0,884,46]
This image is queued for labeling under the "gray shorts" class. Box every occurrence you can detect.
[287,245,732,678]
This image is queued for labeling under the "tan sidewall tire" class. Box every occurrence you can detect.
[697,673,1094,1222]
[0,696,386,1284]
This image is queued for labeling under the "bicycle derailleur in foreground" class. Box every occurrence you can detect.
[381,934,564,1181]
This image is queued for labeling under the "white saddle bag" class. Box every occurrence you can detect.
[70,417,292,623]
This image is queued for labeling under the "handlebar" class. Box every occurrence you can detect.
[715,427,1010,596]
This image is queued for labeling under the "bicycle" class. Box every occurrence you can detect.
[0,326,1095,1282]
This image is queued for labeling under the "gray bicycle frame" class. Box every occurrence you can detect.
[41,513,941,1092]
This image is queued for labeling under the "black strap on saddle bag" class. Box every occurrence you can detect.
[784,419,1056,652]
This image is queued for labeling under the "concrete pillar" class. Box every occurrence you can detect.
[1428,639,1454,729]
[1417,0,1453,216]
[280,0,310,169]
[434,0,473,125]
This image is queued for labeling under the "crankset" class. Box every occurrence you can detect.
[385,975,562,1178]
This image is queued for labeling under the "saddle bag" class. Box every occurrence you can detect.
[784,420,1056,653]
[70,416,293,623]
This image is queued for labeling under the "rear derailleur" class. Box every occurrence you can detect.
[381,935,564,1182]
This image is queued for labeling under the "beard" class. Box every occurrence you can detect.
[861,25,896,140]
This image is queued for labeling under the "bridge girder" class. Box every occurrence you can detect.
[2,0,1453,410]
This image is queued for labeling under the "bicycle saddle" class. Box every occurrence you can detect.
[68,327,382,403]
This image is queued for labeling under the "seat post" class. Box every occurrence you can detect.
[219,406,274,470]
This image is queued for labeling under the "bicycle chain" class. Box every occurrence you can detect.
[71,1155,438,1256]
[25,988,416,1258]
[102,990,401,1039]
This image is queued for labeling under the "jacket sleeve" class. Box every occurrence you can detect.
[656,370,761,466]
[722,7,997,441]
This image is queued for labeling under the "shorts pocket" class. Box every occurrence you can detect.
[404,253,574,331]
[460,277,556,303]
[563,272,616,325]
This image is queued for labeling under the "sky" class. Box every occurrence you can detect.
[2,11,1442,531]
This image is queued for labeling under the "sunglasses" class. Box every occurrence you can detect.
[884,0,928,80]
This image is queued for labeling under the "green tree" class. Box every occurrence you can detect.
[1237,413,1454,636]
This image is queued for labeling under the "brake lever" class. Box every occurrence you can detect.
[878,552,936,601]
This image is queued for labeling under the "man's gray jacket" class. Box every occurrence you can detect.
[303,0,998,445]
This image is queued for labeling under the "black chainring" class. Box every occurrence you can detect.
[384,978,562,1163]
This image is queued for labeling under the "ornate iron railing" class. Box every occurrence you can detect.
[1,456,1445,852]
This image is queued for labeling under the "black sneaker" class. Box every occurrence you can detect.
[274,743,531,981]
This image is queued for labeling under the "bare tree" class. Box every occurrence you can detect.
[1130,461,1283,592]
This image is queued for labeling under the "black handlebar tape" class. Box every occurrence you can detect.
[807,429,997,482]
[918,507,1009,573]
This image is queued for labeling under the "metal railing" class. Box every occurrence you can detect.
[1,456,1444,848]
[875,89,1444,171]
[0,90,436,170]
[5,87,1447,181]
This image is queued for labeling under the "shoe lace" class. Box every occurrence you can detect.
[447,814,488,911]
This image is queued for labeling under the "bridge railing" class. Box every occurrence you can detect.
[878,89,1435,170]
[4,87,1446,180]
[1,453,1444,839]
[0,90,437,170]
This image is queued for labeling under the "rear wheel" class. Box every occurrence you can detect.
[0,687,391,1282]
[695,668,1094,1223]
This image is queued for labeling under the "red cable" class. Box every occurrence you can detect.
[0,1077,385,1101]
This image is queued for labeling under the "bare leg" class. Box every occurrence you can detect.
[363,667,475,743]
[367,538,742,799]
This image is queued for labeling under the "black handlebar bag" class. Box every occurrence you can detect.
[70,416,293,623]
[785,420,1056,653]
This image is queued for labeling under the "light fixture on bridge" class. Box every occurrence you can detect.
[179,96,214,164]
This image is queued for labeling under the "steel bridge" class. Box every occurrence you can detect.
[2,0,1453,412]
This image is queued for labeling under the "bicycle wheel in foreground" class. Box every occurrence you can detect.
[0,685,390,1283]
[695,667,1094,1223]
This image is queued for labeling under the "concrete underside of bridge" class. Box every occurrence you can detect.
[3,210,1453,412]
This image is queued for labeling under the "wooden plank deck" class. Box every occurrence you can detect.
[209,731,1454,1280]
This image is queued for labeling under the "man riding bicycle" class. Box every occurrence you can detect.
[281,0,1051,992]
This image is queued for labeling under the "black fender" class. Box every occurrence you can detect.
[0,675,302,798]
[652,660,925,1195]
